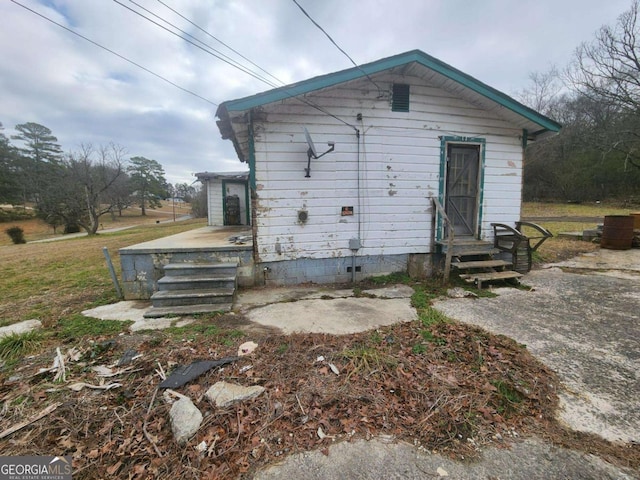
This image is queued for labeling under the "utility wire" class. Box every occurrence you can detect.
[119,0,358,129]
[113,0,281,89]
[155,0,285,87]
[9,0,217,106]
[128,0,280,89]
[291,0,383,95]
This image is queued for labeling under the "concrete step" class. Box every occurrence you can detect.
[163,262,238,277]
[157,274,236,291]
[150,288,235,307]
[451,259,512,271]
[460,270,524,289]
[143,303,233,318]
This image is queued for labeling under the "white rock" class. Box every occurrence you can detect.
[0,319,42,338]
[206,381,265,407]
[169,397,203,445]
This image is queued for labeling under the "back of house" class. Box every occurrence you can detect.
[216,50,560,286]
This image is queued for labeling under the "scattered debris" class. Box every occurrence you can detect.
[446,287,478,299]
[2,320,634,479]
[437,466,449,477]
[238,341,258,356]
[159,357,238,389]
[205,381,265,408]
[92,365,136,377]
[52,347,66,382]
[169,396,203,445]
[328,363,340,375]
[117,349,142,366]
[0,402,62,440]
[228,235,251,244]
[68,382,122,392]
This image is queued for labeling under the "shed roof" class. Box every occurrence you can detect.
[194,171,249,181]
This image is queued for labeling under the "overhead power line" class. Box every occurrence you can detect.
[119,0,358,129]
[9,0,217,106]
[122,0,280,89]
[154,0,285,87]
[291,0,383,95]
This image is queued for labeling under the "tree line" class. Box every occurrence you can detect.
[0,121,202,235]
[519,0,640,203]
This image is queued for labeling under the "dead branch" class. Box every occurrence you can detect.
[0,402,62,439]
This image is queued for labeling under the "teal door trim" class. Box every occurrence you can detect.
[438,136,486,240]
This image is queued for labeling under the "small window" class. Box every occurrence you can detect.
[392,83,410,112]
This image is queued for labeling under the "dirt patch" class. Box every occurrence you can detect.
[0,317,571,479]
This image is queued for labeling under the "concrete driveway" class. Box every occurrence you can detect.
[434,248,640,444]
[253,248,639,479]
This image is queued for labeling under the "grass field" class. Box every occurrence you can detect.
[521,201,638,262]
[522,201,633,218]
[0,200,192,246]
[0,217,206,329]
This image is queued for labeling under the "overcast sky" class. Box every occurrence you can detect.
[0,0,633,185]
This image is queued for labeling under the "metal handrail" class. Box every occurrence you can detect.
[430,197,455,283]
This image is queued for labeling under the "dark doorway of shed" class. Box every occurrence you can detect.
[445,144,480,237]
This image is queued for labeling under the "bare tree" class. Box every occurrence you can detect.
[516,66,564,118]
[566,0,640,170]
[37,143,128,235]
[70,143,127,234]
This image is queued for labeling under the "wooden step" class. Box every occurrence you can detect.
[452,259,512,270]
[459,270,523,289]
[452,249,500,257]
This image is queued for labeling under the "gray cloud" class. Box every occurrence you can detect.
[0,0,631,184]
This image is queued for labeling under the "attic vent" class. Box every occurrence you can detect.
[391,83,410,112]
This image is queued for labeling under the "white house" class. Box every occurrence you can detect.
[195,171,250,227]
[215,50,560,286]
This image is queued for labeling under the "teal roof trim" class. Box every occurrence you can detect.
[217,50,561,133]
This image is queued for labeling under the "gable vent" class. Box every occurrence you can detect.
[391,83,410,112]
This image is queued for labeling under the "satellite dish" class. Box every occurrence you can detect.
[302,127,335,178]
[303,127,318,158]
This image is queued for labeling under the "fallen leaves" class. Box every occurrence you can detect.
[0,318,579,479]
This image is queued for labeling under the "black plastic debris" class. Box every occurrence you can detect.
[117,349,138,366]
[159,357,238,389]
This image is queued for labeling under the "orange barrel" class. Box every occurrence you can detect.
[631,212,640,229]
[601,215,634,250]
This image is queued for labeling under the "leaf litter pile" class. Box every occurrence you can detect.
[0,311,635,479]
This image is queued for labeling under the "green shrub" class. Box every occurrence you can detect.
[0,208,34,223]
[5,226,26,244]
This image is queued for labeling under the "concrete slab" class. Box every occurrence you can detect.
[81,301,194,331]
[0,319,42,338]
[237,284,416,335]
[254,436,635,480]
[434,248,640,444]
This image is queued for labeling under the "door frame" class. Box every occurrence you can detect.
[438,136,486,241]
[222,179,251,226]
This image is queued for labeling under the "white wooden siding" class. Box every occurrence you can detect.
[249,74,523,262]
